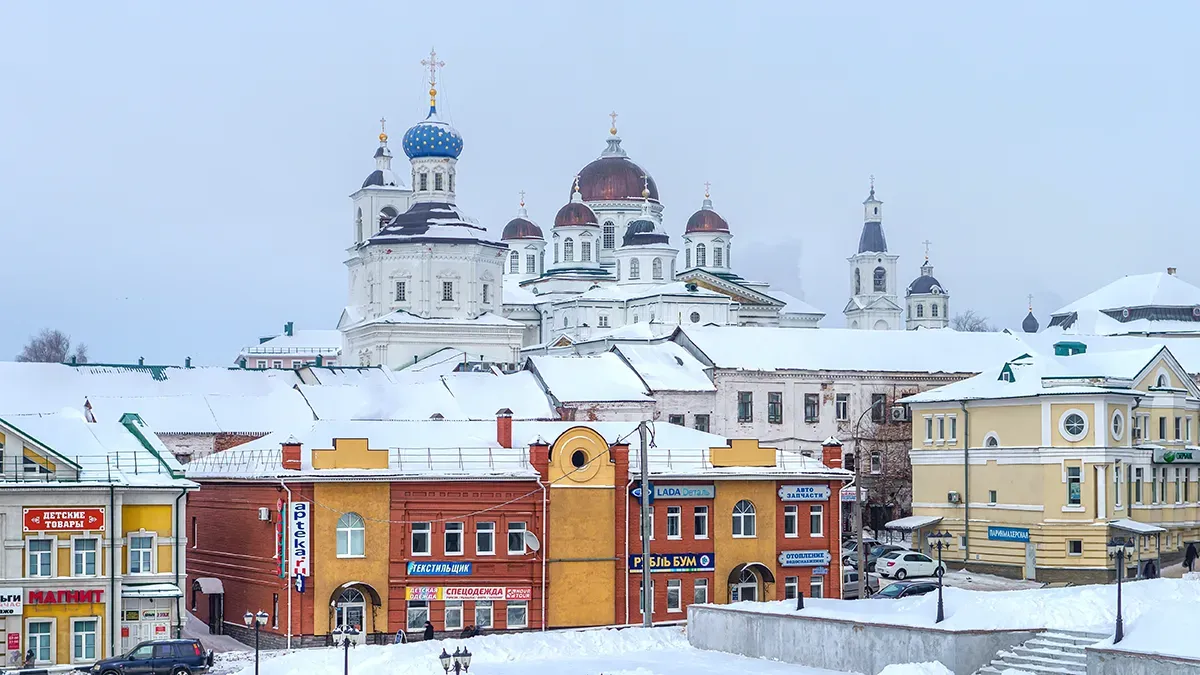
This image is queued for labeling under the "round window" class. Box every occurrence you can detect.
[1112,411,1124,441]
[571,449,588,469]
[1062,411,1088,440]
[690,312,701,323]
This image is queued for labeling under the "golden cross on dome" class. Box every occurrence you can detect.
[609,111,618,135]
[869,174,875,196]
[519,190,526,207]
[704,181,711,198]
[573,175,581,193]
[922,239,932,261]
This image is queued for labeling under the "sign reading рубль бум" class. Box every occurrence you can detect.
[628,553,715,573]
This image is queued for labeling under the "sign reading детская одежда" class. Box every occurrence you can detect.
[23,508,105,532]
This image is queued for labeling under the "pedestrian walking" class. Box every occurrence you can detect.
[423,620,435,641]
[1186,542,1197,572]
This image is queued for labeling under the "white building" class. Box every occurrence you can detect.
[236,322,342,368]
[844,183,903,330]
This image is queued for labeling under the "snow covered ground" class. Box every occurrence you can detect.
[217,625,852,675]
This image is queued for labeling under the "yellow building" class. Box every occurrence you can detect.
[0,411,194,669]
[901,341,1200,583]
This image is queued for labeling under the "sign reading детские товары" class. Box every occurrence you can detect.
[987,526,1030,543]
[778,550,832,567]
[778,485,831,501]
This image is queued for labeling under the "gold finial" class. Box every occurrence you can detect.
[519,190,526,208]
[922,239,932,262]
[704,181,711,199]
[421,47,445,107]
[573,174,581,194]
[609,110,618,135]
[379,117,388,143]
[641,174,650,200]
[869,174,876,198]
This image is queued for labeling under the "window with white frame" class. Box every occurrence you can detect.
[445,601,464,630]
[73,538,98,576]
[666,579,682,612]
[337,513,365,557]
[666,506,681,539]
[1152,468,1159,503]
[407,601,428,630]
[924,416,933,443]
[526,253,536,274]
[445,522,464,555]
[506,600,528,628]
[476,521,494,554]
[693,578,708,605]
[1186,468,1192,503]
[27,537,55,577]
[1189,417,1194,442]
[1177,416,1184,440]
[936,415,945,442]
[1061,410,1088,441]
[510,252,519,274]
[396,281,407,301]
[272,360,283,369]
[948,415,957,442]
[129,534,154,574]
[1068,540,1083,556]
[71,617,99,663]
[1114,465,1123,507]
[411,522,431,556]
[732,500,756,537]
[475,600,493,628]
[27,618,53,664]
[870,451,882,474]
[1176,468,1183,504]
[810,576,824,599]
[783,505,798,537]
[508,521,527,554]
[442,281,454,302]
[784,576,798,600]
[836,394,849,422]
[693,506,708,539]
[255,359,266,369]
[1135,467,1144,503]
[563,238,574,262]
[809,505,824,537]
[1066,466,1082,506]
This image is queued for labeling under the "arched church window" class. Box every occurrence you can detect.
[685,248,692,269]
[652,258,663,280]
[356,208,363,242]
[714,246,723,268]
[916,304,924,318]
[603,222,616,249]
[553,243,559,264]
[380,206,398,221]
[526,253,537,275]
[630,259,641,279]
[510,252,519,274]
[419,172,428,191]
[854,268,861,295]
[873,267,886,292]
[581,241,592,262]
[563,315,568,328]
[434,172,444,191]
[931,304,939,317]
[696,244,707,268]
[563,238,574,262]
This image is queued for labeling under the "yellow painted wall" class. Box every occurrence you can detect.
[312,438,389,470]
[122,505,172,536]
[547,426,615,627]
[969,405,1041,447]
[23,446,55,471]
[713,481,777,603]
[312,482,391,634]
[23,603,106,663]
[710,439,775,467]
[1135,358,1186,391]
[1050,403,1096,447]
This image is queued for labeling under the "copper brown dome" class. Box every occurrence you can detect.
[502,217,544,240]
[575,156,659,202]
[553,202,599,228]
[685,207,729,234]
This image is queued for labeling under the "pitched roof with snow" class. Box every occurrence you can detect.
[239,330,342,360]
[1050,272,1200,335]
[298,370,554,421]
[613,343,715,392]
[527,353,652,402]
[764,290,825,317]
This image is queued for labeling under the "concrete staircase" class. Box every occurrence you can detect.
[975,630,1108,675]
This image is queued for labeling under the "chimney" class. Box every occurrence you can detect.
[1168,267,1177,276]
[281,436,302,471]
[185,356,192,369]
[821,436,844,470]
[137,357,144,366]
[284,321,294,337]
[529,436,550,482]
[316,354,324,367]
[496,408,514,449]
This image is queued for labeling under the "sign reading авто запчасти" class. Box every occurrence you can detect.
[628,552,715,573]
[778,485,831,501]
[987,526,1030,543]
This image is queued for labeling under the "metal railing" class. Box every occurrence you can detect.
[0,451,177,483]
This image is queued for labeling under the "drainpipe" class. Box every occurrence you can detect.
[109,485,117,657]
[278,479,293,649]
[175,487,187,638]
[536,476,548,631]
[624,475,634,625]
[960,402,970,563]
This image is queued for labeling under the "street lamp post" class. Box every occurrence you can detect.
[242,610,269,675]
[1108,537,1133,643]
[333,626,358,675]
[928,531,953,623]
[440,646,473,674]
[853,398,886,599]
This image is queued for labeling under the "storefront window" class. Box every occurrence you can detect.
[72,618,98,662]
[445,601,464,631]
[810,576,824,599]
[506,601,527,629]
[407,601,428,631]
[475,600,493,628]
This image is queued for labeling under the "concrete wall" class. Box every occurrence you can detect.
[687,604,1038,675]
[1088,647,1200,675]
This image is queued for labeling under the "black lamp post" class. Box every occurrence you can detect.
[1108,537,1133,643]
[333,625,358,675]
[440,646,473,674]
[928,531,952,624]
[242,610,269,675]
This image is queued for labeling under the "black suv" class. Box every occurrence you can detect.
[85,639,213,675]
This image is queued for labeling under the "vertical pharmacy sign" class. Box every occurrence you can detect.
[289,502,311,580]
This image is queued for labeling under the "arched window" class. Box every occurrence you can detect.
[916,304,924,318]
[732,500,756,537]
[448,172,455,192]
[696,244,707,267]
[931,304,939,317]
[629,258,640,279]
[419,172,429,191]
[603,222,616,249]
[854,268,861,295]
[714,246,723,268]
[526,253,537,275]
[509,252,519,274]
[380,206,398,221]
[685,248,692,269]
[563,315,568,327]
[732,568,758,602]
[873,267,886,292]
[652,258,663,280]
[581,241,592,262]
[563,238,574,262]
[337,513,365,557]
[1157,374,1170,388]
[355,208,363,242]
[984,434,1000,448]
[334,588,366,632]
[434,172,444,191]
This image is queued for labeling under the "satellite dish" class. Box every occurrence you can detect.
[524,531,541,553]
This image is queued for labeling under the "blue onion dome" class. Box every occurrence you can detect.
[622,218,670,246]
[402,102,464,159]
[1023,310,1040,333]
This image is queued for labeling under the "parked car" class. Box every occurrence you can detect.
[842,569,880,599]
[872,580,939,599]
[87,639,213,675]
[844,544,904,572]
[840,536,879,564]
[877,550,945,580]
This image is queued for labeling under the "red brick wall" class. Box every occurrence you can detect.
[774,479,842,602]
[622,484,716,624]
[214,433,266,453]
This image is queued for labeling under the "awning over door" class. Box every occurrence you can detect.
[1109,518,1166,535]
[336,581,382,606]
[123,583,183,598]
[727,562,776,584]
[193,578,225,594]
[885,515,943,532]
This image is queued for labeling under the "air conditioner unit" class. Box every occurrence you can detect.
[947,491,962,504]
[258,507,271,522]
[890,405,910,422]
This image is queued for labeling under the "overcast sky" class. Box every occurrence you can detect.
[1,2,1197,365]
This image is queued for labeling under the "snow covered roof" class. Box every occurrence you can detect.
[677,326,1027,374]
[569,281,727,303]
[612,343,715,392]
[239,330,342,359]
[302,366,396,386]
[503,277,542,305]
[885,515,943,531]
[1015,330,1200,375]
[527,353,652,402]
[1109,518,1166,535]
[1050,272,1200,335]
[764,290,825,317]
[354,310,521,328]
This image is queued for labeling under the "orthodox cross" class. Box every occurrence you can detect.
[1028,294,1034,311]
[704,181,711,198]
[519,190,526,208]
[609,110,618,134]
[421,48,444,87]
[922,240,932,261]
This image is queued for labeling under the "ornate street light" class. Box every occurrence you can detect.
[1108,537,1133,643]
[242,610,269,675]
[928,531,953,624]
[439,648,453,673]
[333,625,358,675]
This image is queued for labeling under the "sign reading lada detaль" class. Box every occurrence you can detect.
[23,508,105,532]
[653,485,715,499]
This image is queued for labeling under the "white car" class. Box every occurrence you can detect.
[876,550,945,580]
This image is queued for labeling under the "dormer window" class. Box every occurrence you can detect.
[998,363,1015,382]
[1157,374,1170,388]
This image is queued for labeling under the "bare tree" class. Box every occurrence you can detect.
[16,329,89,363]
[951,310,995,332]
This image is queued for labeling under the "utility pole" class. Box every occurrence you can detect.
[854,399,882,600]
[639,421,652,626]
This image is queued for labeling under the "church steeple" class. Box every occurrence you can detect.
[857,176,888,253]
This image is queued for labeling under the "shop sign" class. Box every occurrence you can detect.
[289,502,310,578]
[444,587,506,601]
[778,550,832,567]
[1153,447,1200,464]
[630,484,655,505]
[0,588,22,616]
[987,526,1030,543]
[504,588,532,601]
[813,567,830,576]
[407,561,473,576]
[294,575,306,594]
[779,485,831,502]
[841,487,867,502]
[652,485,715,500]
[406,587,442,601]
[141,609,170,620]
[6,633,19,651]
[123,611,140,622]
[628,552,715,573]
[28,589,103,604]
[23,508,105,532]
[405,587,532,601]
[154,624,168,636]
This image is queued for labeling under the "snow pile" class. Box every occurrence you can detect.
[1093,598,1200,660]
[999,669,1035,675]
[877,662,953,675]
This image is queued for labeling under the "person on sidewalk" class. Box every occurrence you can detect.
[423,620,435,641]
[1186,542,1198,572]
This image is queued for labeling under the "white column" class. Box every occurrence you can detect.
[1096,465,1108,520]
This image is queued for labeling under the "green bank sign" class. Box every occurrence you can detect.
[1152,447,1200,464]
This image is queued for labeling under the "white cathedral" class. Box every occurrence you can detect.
[338,57,948,369]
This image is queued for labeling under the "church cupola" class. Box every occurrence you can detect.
[613,180,677,286]
[403,49,463,204]
[547,177,603,274]
[858,177,887,254]
[362,119,402,189]
[682,183,732,272]
[844,176,902,330]
[350,118,413,246]
[502,192,547,279]
[905,242,949,330]
[1023,296,1040,333]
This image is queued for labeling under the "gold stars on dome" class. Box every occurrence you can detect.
[421,47,445,107]
[609,110,619,136]
[379,117,388,143]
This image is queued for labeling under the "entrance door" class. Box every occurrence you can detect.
[1024,542,1037,580]
[208,594,224,635]
[334,589,367,644]
[732,569,758,602]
